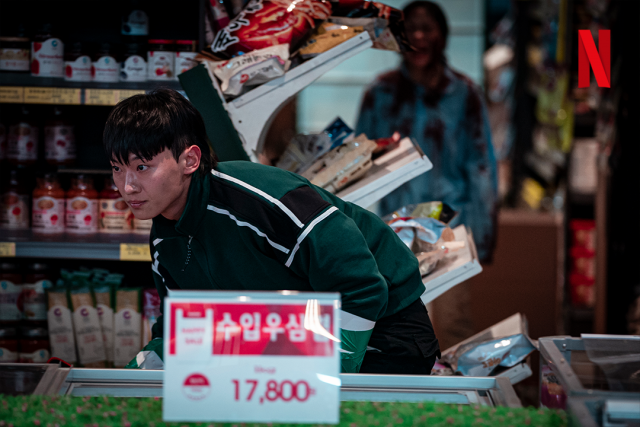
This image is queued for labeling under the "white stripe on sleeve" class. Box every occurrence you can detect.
[285,206,338,267]
[339,310,376,331]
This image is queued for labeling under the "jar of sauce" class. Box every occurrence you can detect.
[120,42,147,82]
[99,177,132,234]
[31,23,64,78]
[23,263,53,325]
[65,174,98,235]
[44,107,76,165]
[174,40,198,76]
[18,326,50,363]
[147,39,174,80]
[32,173,65,235]
[0,169,30,230]
[92,42,120,83]
[0,327,18,362]
[64,41,92,82]
[0,37,30,72]
[7,106,38,166]
[133,217,152,235]
[0,263,23,325]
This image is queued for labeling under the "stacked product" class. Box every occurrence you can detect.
[46,268,156,368]
[0,263,53,364]
[568,219,596,307]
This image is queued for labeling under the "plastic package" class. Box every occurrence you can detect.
[301,134,376,193]
[299,22,363,59]
[212,44,290,96]
[211,0,331,58]
[114,288,142,368]
[46,287,77,364]
[70,286,106,367]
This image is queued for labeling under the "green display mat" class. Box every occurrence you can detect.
[0,395,567,427]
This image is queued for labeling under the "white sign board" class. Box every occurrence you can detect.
[163,291,341,424]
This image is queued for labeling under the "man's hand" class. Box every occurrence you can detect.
[125,338,164,369]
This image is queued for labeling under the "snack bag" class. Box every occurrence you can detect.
[212,44,290,96]
[142,288,161,345]
[93,283,115,367]
[323,116,354,150]
[70,286,107,367]
[212,0,332,58]
[114,288,142,368]
[299,22,363,58]
[47,286,77,364]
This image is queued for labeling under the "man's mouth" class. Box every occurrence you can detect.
[128,200,147,209]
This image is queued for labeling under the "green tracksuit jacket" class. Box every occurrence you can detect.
[149,161,426,372]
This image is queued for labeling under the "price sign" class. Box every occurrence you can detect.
[0,87,24,103]
[163,291,340,424]
[119,243,151,261]
[117,90,145,102]
[51,88,82,105]
[0,242,16,257]
[85,89,117,106]
[24,87,55,104]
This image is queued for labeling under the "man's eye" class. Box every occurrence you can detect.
[112,165,121,172]
[137,165,148,171]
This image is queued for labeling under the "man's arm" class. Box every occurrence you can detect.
[283,195,389,373]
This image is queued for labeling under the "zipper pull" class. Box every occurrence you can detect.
[181,235,193,272]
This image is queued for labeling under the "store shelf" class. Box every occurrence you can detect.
[0,230,151,261]
[205,32,373,160]
[421,225,482,304]
[337,138,433,209]
[0,73,182,105]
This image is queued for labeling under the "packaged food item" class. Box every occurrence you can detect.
[385,202,458,225]
[372,131,401,159]
[18,326,50,363]
[44,107,76,165]
[7,106,38,165]
[142,288,161,345]
[23,263,53,323]
[570,219,596,250]
[175,40,198,76]
[92,42,120,82]
[0,263,23,323]
[0,37,30,72]
[1,169,30,230]
[301,134,376,193]
[570,247,595,279]
[93,283,114,366]
[299,22,363,58]
[276,133,333,174]
[65,174,99,235]
[204,0,231,45]
[133,217,152,235]
[64,41,92,82]
[416,249,447,276]
[147,39,174,80]
[99,177,132,234]
[211,0,331,58]
[212,44,289,96]
[121,7,149,38]
[114,288,142,368]
[70,286,106,367]
[323,116,354,150]
[570,273,595,307]
[47,287,77,364]
[32,173,65,235]
[0,123,6,160]
[120,43,147,82]
[0,327,18,362]
[31,23,64,77]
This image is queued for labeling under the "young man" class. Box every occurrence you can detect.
[104,89,439,374]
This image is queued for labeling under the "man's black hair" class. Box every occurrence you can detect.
[103,88,217,174]
[403,0,450,45]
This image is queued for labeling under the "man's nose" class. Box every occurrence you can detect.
[123,172,139,194]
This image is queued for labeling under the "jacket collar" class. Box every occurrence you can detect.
[153,171,210,238]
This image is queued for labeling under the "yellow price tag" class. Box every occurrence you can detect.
[0,87,24,103]
[0,242,16,257]
[51,88,82,105]
[120,243,151,261]
[85,89,116,105]
[24,87,55,104]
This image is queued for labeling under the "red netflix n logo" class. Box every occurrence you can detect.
[578,30,610,88]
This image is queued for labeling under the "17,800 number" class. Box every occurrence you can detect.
[232,379,315,403]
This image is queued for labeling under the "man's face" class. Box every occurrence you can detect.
[403,8,445,69]
[111,148,190,220]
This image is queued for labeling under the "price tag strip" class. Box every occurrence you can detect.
[0,87,25,103]
[85,89,145,106]
[163,291,340,424]
[119,243,151,261]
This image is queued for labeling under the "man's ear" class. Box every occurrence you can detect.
[183,145,202,175]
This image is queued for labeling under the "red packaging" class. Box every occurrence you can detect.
[142,289,161,344]
[569,273,595,307]
[570,247,596,279]
[569,219,596,250]
[211,0,332,57]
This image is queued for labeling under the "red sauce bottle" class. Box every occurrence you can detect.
[99,177,132,234]
[32,173,65,235]
[0,169,30,230]
[65,174,98,235]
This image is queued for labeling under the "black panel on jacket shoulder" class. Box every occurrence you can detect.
[280,186,332,225]
[208,177,299,249]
